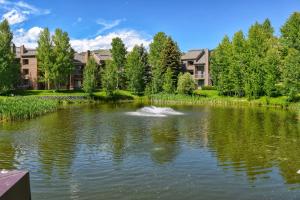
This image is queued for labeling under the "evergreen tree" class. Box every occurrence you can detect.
[111,37,127,89]
[83,57,98,95]
[102,60,118,96]
[125,44,148,94]
[0,19,19,93]
[148,32,168,93]
[162,67,174,93]
[282,48,300,101]
[177,72,195,95]
[37,28,53,89]
[52,29,74,90]
[161,37,182,84]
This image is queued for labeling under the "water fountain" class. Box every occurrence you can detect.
[126,106,184,117]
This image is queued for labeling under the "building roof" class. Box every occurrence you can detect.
[181,49,204,60]
[93,50,112,61]
[74,52,86,64]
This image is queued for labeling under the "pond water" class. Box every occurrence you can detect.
[0,103,300,200]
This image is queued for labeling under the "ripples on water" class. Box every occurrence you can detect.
[0,104,299,200]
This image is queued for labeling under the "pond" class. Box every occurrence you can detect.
[0,103,299,200]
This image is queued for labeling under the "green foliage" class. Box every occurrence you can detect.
[52,29,74,89]
[161,37,182,83]
[211,18,282,99]
[37,28,54,89]
[111,37,127,89]
[210,35,233,95]
[148,32,168,93]
[83,57,98,95]
[177,73,195,95]
[282,48,300,101]
[0,97,58,121]
[162,68,174,93]
[101,60,118,96]
[0,19,19,93]
[125,45,148,94]
[280,12,300,52]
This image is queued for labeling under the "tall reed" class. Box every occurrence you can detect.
[0,97,58,121]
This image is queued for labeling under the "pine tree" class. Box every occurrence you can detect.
[161,37,182,84]
[148,32,168,93]
[37,28,53,89]
[52,29,74,90]
[102,60,118,96]
[0,19,19,93]
[83,57,98,95]
[162,67,174,93]
[125,44,148,94]
[111,37,127,89]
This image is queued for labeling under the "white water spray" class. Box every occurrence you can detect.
[126,106,184,117]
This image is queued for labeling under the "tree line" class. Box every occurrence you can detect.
[211,12,300,101]
[84,32,195,96]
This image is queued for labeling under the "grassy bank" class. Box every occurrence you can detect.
[0,97,59,121]
[149,90,300,110]
[1,89,299,122]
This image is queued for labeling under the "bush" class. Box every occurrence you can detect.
[177,73,195,95]
[201,85,215,90]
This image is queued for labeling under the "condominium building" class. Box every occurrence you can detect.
[181,49,211,88]
[14,45,112,90]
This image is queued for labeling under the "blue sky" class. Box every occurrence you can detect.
[1,0,299,52]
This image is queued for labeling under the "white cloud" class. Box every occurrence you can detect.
[13,27,152,52]
[0,1,50,25]
[13,26,43,48]
[71,29,152,52]
[3,9,27,25]
[96,18,126,34]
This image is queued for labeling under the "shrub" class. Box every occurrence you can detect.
[201,85,215,90]
[177,73,195,95]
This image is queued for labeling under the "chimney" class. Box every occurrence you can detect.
[85,50,90,63]
[20,45,26,55]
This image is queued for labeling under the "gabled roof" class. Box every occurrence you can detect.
[181,49,204,60]
[93,50,112,61]
[74,52,86,64]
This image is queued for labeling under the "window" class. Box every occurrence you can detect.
[22,59,29,65]
[23,69,29,75]
[188,61,194,65]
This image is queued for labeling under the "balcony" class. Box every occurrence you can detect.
[194,71,205,79]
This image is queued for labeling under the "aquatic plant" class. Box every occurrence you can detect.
[0,97,58,121]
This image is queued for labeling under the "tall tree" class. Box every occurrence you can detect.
[148,32,168,93]
[246,19,276,98]
[52,28,74,90]
[263,38,281,97]
[280,12,300,52]
[111,37,127,89]
[0,19,19,93]
[161,36,182,83]
[83,57,98,95]
[210,35,233,95]
[102,60,118,96]
[125,44,148,94]
[162,67,174,93]
[230,31,247,96]
[37,28,53,89]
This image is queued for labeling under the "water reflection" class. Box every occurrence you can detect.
[207,107,300,185]
[0,104,299,199]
